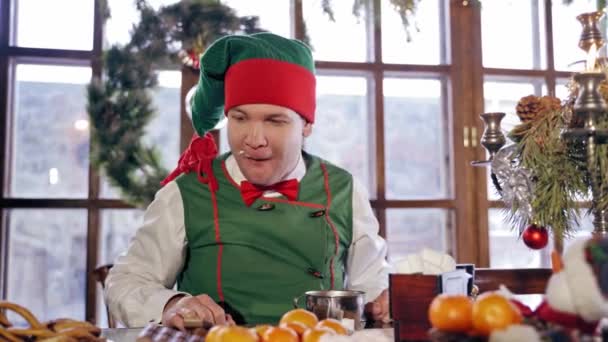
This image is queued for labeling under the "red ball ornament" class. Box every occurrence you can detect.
[522,224,549,249]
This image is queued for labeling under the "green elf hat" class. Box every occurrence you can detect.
[191,32,316,136]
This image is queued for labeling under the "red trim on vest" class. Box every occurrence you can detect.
[321,163,339,290]
[225,59,316,123]
[259,197,325,209]
[204,166,224,302]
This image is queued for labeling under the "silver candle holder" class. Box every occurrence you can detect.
[562,71,608,236]
[471,112,507,166]
[561,10,608,237]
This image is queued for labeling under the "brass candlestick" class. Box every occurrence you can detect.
[471,112,506,166]
[577,11,605,54]
[562,72,608,237]
[561,11,608,237]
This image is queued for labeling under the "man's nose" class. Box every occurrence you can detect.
[244,123,267,148]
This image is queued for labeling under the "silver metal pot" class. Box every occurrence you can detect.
[293,290,365,331]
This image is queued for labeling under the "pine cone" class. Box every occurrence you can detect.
[516,95,542,122]
[539,96,561,112]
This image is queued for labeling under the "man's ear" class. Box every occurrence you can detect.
[303,122,313,137]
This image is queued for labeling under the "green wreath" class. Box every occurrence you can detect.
[87,0,422,207]
[87,0,263,207]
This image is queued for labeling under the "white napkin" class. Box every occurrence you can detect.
[393,248,456,275]
[489,324,541,342]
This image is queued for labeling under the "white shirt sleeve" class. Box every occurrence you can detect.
[104,181,189,327]
[345,177,394,303]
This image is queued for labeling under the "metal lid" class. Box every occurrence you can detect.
[304,290,365,297]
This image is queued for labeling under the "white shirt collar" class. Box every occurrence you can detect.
[224,152,307,186]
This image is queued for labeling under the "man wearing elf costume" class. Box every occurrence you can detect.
[105,32,392,329]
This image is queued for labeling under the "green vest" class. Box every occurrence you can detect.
[175,152,353,325]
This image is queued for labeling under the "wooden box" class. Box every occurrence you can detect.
[389,274,440,341]
[389,267,473,341]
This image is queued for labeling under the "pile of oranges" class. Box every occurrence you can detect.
[205,309,348,342]
[428,292,523,336]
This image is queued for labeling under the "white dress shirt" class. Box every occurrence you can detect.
[105,154,392,327]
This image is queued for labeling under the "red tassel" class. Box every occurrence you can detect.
[161,133,218,191]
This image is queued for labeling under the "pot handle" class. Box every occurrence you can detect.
[293,294,305,308]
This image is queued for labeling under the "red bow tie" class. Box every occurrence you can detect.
[240,179,299,207]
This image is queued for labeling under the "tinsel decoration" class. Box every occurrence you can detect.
[491,144,534,223]
[86,0,263,207]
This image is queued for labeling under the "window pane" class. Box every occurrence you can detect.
[104,0,180,46]
[563,211,594,251]
[488,209,552,268]
[556,78,572,101]
[481,1,546,69]
[96,209,144,327]
[6,209,87,325]
[483,80,546,134]
[302,0,369,62]
[100,71,181,199]
[386,208,451,262]
[12,0,94,50]
[306,75,374,197]
[552,0,598,72]
[221,0,292,38]
[384,77,449,200]
[483,80,542,200]
[10,63,91,198]
[382,0,443,65]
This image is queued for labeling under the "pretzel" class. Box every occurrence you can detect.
[56,327,104,342]
[0,310,11,328]
[48,319,101,336]
[0,301,43,329]
[0,328,20,342]
[39,336,78,342]
[6,328,57,339]
[0,301,104,341]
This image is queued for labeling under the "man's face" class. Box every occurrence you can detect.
[227,104,312,186]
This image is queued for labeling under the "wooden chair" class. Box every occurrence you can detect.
[389,268,552,341]
[92,264,115,328]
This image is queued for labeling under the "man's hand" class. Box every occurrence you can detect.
[162,294,234,331]
[364,289,390,323]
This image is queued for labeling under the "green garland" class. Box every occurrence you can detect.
[87,0,262,207]
[506,92,608,239]
[323,0,422,41]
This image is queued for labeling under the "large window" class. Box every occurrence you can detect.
[0,0,598,326]
[479,0,598,268]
